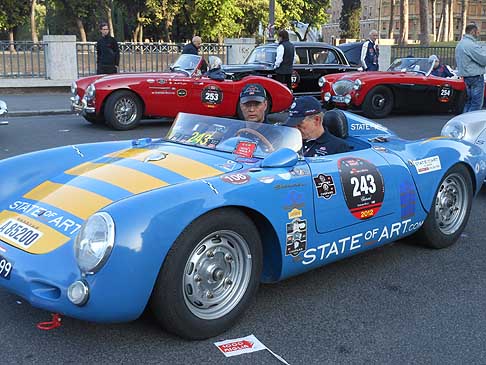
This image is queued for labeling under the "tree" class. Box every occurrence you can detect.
[460,0,468,38]
[398,0,408,45]
[278,0,330,41]
[447,0,454,41]
[30,0,38,43]
[0,0,31,50]
[418,0,429,45]
[431,0,436,41]
[340,0,361,39]
[388,0,395,39]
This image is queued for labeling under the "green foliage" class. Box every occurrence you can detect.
[340,0,361,39]
[0,0,30,31]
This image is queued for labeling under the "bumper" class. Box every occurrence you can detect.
[70,96,95,114]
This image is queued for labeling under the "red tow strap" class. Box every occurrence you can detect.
[37,313,62,330]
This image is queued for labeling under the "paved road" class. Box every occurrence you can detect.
[1,114,486,364]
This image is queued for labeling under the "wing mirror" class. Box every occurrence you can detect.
[260,148,298,168]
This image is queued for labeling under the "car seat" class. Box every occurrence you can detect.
[323,109,348,138]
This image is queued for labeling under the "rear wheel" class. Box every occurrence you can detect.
[104,90,143,130]
[150,208,262,339]
[362,86,394,118]
[412,164,473,249]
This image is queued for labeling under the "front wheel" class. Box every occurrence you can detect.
[150,208,262,339]
[413,164,473,249]
[104,90,143,130]
[362,86,394,118]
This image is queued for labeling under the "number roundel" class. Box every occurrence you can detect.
[201,85,223,105]
[338,157,385,220]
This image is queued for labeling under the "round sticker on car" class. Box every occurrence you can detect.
[338,157,385,220]
[201,85,223,105]
[438,85,452,103]
[291,70,300,89]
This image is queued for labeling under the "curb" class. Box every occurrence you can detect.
[8,109,72,117]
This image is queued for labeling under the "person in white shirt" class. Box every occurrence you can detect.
[273,30,295,89]
[361,30,379,71]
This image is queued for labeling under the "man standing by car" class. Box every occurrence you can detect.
[274,30,295,89]
[361,30,379,71]
[285,96,351,157]
[455,24,486,112]
[96,23,119,74]
[182,36,202,55]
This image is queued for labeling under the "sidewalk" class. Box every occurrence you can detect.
[0,92,72,117]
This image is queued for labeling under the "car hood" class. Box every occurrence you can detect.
[328,71,423,82]
[222,63,273,73]
[0,141,240,254]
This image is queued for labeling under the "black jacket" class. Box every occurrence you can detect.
[182,42,199,55]
[96,35,119,66]
[275,40,295,75]
[303,131,351,157]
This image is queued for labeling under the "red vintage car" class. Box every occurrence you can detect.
[71,55,293,130]
[320,57,466,118]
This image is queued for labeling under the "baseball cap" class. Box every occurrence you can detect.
[285,96,322,126]
[240,83,267,104]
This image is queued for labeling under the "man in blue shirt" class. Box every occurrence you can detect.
[429,55,454,78]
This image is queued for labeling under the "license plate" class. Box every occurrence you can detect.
[0,254,13,280]
[331,95,346,103]
[0,218,43,249]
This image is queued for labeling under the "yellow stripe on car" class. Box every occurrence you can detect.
[108,148,223,179]
[0,210,70,254]
[24,181,112,220]
[65,162,169,194]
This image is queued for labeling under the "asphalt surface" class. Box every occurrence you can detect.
[1,113,486,364]
[1,92,71,116]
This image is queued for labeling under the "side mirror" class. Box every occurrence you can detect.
[260,148,298,168]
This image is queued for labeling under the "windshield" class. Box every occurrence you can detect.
[166,113,302,158]
[171,54,202,75]
[245,46,276,65]
[387,58,434,75]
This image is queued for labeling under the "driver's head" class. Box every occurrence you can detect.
[192,36,202,48]
[285,96,324,140]
[239,84,268,123]
[429,54,440,69]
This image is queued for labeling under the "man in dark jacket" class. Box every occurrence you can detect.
[360,30,379,71]
[274,29,295,89]
[285,96,351,157]
[96,22,119,74]
[182,36,202,55]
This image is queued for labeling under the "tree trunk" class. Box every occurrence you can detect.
[460,0,468,37]
[388,0,395,39]
[431,0,436,41]
[440,0,449,41]
[419,0,430,45]
[75,17,87,42]
[448,0,454,41]
[399,0,409,45]
[105,1,114,38]
[8,29,15,52]
[30,0,38,43]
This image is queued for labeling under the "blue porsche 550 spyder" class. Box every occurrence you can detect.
[0,112,484,339]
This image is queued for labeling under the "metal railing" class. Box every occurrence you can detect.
[391,45,457,68]
[0,41,47,78]
[77,42,231,77]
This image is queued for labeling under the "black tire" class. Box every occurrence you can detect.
[236,93,272,119]
[412,164,473,249]
[104,90,143,130]
[150,208,262,340]
[82,114,105,125]
[362,86,394,118]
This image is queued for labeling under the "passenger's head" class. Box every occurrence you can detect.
[429,54,440,69]
[278,29,290,42]
[285,96,324,140]
[369,30,378,42]
[239,84,268,123]
[465,24,479,38]
[192,36,202,48]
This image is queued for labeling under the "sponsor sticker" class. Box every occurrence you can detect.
[287,208,302,220]
[283,190,305,210]
[438,85,452,102]
[338,157,385,220]
[177,89,187,97]
[286,219,307,256]
[313,174,336,199]
[400,180,416,219]
[215,335,266,357]
[234,141,257,158]
[412,156,441,174]
[201,85,223,105]
[258,176,275,184]
[220,173,250,185]
[291,70,300,89]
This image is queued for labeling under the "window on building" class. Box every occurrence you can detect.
[395,21,399,30]
[482,22,486,30]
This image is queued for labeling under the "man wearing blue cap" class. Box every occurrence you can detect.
[285,96,351,157]
[238,83,269,123]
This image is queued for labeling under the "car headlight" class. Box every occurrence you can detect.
[71,81,77,96]
[353,79,362,90]
[85,83,96,99]
[344,94,352,104]
[74,212,115,274]
[318,76,327,88]
[441,122,466,139]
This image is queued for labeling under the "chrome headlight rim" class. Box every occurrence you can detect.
[441,122,466,139]
[71,81,77,96]
[74,212,115,275]
[85,83,96,99]
[353,79,362,90]
[318,76,327,88]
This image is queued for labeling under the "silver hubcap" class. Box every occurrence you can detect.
[435,172,468,235]
[183,230,252,320]
[114,97,137,125]
[372,94,386,110]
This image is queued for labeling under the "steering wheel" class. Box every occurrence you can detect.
[235,128,275,152]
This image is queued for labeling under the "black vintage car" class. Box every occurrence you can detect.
[222,42,360,98]
[337,41,364,67]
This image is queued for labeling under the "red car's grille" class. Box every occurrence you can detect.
[332,80,354,96]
